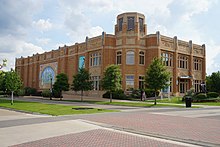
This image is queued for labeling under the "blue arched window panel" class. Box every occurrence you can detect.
[41,66,55,84]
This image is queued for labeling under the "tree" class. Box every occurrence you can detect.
[0,71,6,92]
[206,71,220,94]
[145,58,170,105]
[101,64,122,103]
[71,68,93,101]
[0,59,7,70]
[5,70,22,105]
[53,73,69,100]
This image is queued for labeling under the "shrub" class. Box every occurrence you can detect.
[32,91,42,96]
[207,92,219,98]
[17,89,25,96]
[0,91,5,95]
[53,89,62,98]
[193,93,207,101]
[144,89,159,98]
[182,88,195,101]
[24,87,37,96]
[103,90,127,100]
[186,88,195,96]
[42,90,51,97]
[130,89,141,99]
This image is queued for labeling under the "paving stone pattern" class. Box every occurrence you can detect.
[12,129,185,147]
[82,111,220,145]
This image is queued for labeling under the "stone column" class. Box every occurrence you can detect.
[202,44,206,82]
[173,36,179,96]
[189,40,193,88]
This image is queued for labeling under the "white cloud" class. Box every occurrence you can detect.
[87,0,113,12]
[88,26,104,38]
[36,38,51,45]
[180,0,217,22]
[114,0,173,19]
[205,41,220,75]
[33,19,52,32]
[0,35,44,70]
[0,0,43,37]
[1,0,219,75]
[57,1,105,43]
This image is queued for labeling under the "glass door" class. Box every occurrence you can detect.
[179,79,188,94]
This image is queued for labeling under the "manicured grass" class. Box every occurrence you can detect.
[64,99,201,108]
[193,102,220,106]
[146,97,184,104]
[147,97,220,106]
[96,101,186,108]
[0,99,116,116]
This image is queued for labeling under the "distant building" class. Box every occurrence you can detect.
[15,12,206,96]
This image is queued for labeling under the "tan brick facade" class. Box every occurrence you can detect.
[15,12,206,96]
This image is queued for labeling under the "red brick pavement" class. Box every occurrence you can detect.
[12,129,186,147]
[81,112,220,145]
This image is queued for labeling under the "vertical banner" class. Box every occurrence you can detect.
[79,56,85,69]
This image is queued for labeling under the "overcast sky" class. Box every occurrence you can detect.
[0,0,219,75]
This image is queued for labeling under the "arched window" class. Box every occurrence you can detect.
[139,51,145,65]
[127,17,135,31]
[194,58,202,71]
[118,18,123,31]
[90,52,101,66]
[178,55,188,69]
[161,52,173,67]
[116,51,122,64]
[126,51,134,65]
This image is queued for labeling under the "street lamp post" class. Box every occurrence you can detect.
[50,77,52,100]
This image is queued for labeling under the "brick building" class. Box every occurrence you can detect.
[15,12,206,96]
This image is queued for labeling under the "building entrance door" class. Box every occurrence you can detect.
[179,79,188,94]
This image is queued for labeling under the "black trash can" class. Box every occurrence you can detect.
[185,97,192,108]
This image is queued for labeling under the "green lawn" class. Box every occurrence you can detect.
[146,97,184,104]
[65,100,185,108]
[0,99,116,116]
[193,102,220,106]
[96,101,185,108]
[146,97,220,106]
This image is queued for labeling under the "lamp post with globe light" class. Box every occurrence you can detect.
[49,75,53,100]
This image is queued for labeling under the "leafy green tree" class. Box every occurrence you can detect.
[0,59,7,70]
[53,73,69,100]
[101,64,122,103]
[5,70,22,105]
[206,71,220,94]
[0,71,6,92]
[71,68,93,101]
[145,58,170,105]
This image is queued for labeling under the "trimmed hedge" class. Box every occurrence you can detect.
[144,89,159,98]
[103,90,128,100]
[193,93,207,100]
[207,92,219,98]
[42,90,51,97]
[17,89,25,96]
[130,89,141,98]
[32,91,42,96]
[24,87,37,96]
[52,89,62,98]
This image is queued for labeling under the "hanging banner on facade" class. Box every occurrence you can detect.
[79,56,85,69]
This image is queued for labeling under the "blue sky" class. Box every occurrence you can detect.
[0,0,219,75]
